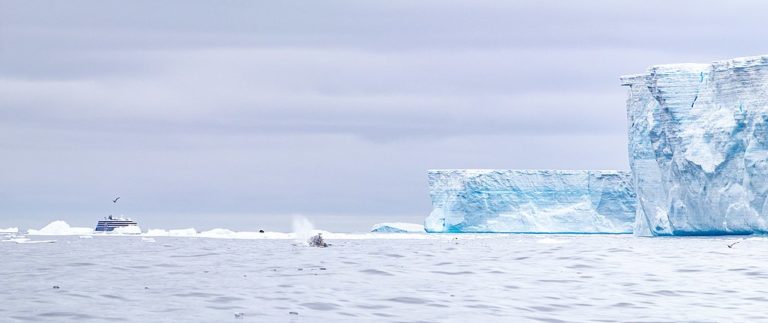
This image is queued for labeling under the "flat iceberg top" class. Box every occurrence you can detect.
[426,169,636,233]
[621,54,768,85]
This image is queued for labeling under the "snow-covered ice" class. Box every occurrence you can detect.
[19,221,441,240]
[370,222,425,233]
[425,170,636,233]
[623,55,768,236]
[0,227,18,234]
[27,220,93,236]
[112,225,142,235]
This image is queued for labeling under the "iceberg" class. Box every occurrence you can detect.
[0,227,18,234]
[112,225,143,235]
[425,170,636,233]
[27,221,93,236]
[623,55,768,236]
[370,222,425,233]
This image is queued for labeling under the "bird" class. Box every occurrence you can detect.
[727,241,741,248]
[112,197,120,203]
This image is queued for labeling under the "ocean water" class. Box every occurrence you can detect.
[2,233,768,322]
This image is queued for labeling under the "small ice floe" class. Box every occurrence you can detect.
[112,225,142,235]
[370,222,425,233]
[307,233,329,248]
[141,237,156,243]
[0,227,19,234]
[145,228,198,237]
[27,221,93,236]
[2,237,56,244]
[79,235,93,239]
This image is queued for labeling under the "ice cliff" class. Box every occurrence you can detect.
[425,170,636,233]
[623,55,768,236]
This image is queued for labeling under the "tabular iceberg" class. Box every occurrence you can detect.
[623,55,768,236]
[425,170,636,233]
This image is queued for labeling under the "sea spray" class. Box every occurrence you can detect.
[291,215,316,242]
[291,215,329,247]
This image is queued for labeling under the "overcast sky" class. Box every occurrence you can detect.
[2,0,767,231]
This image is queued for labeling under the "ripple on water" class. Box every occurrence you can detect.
[67,262,96,267]
[300,302,338,311]
[387,297,430,304]
[170,252,222,258]
[101,294,130,301]
[209,296,245,303]
[359,269,394,276]
[430,270,474,275]
[36,312,103,320]
[173,292,222,298]
[355,304,390,309]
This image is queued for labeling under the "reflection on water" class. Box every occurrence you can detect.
[1,234,768,322]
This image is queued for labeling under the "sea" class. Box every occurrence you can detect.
[2,231,768,322]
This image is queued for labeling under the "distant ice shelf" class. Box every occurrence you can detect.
[623,55,768,236]
[425,170,636,233]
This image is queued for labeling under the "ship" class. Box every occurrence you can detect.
[94,215,139,232]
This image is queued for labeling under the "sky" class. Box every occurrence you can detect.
[2,0,768,232]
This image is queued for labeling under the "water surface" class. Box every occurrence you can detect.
[2,234,766,322]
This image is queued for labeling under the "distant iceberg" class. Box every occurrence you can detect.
[0,227,18,234]
[623,55,768,236]
[27,220,93,236]
[425,170,636,233]
[371,222,425,233]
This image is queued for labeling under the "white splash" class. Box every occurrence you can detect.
[292,215,317,243]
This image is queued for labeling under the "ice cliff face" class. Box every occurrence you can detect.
[623,55,768,236]
[425,170,636,233]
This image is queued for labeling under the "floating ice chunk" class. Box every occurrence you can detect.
[143,228,198,237]
[112,225,142,235]
[28,221,93,236]
[2,237,55,244]
[0,227,18,234]
[144,229,168,236]
[623,55,768,236]
[425,170,636,233]
[141,237,156,243]
[168,228,197,236]
[371,222,425,233]
[198,228,237,238]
